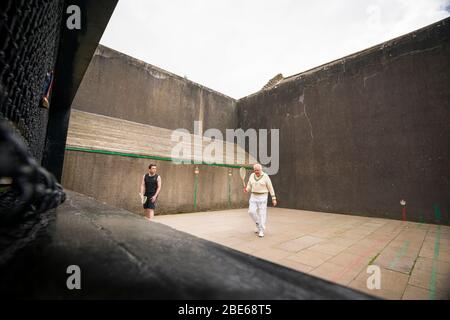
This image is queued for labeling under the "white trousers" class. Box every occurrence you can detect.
[248,193,268,231]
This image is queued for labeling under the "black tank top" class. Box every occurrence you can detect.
[144,173,158,196]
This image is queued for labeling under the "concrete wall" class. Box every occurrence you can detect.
[62,150,248,215]
[64,18,450,223]
[64,45,246,215]
[71,45,237,136]
[237,18,450,224]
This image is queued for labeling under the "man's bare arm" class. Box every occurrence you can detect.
[155,176,162,197]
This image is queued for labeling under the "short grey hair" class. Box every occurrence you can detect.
[253,163,262,170]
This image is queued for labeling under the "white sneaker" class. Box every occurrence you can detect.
[258,230,264,237]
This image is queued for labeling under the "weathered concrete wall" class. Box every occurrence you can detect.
[64,18,450,223]
[62,150,248,215]
[237,18,450,224]
[65,45,245,215]
[71,45,237,136]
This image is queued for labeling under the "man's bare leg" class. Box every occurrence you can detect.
[149,209,155,219]
[144,209,152,220]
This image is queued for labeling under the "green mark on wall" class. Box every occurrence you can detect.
[227,171,232,208]
[193,167,199,210]
[433,204,442,223]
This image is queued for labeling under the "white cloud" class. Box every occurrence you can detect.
[100,0,450,99]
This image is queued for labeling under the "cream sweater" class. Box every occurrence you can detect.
[245,173,276,199]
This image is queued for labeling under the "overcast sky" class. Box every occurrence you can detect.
[100,0,450,99]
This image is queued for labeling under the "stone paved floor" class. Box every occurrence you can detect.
[154,208,450,300]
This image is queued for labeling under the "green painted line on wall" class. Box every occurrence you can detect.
[193,173,198,210]
[228,172,231,208]
[433,204,442,223]
[66,146,253,169]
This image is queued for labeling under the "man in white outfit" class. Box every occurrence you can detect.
[243,163,277,237]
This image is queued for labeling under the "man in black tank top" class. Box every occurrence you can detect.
[140,164,162,220]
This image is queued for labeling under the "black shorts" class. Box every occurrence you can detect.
[143,195,157,209]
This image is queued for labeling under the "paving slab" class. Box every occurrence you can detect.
[155,207,450,299]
